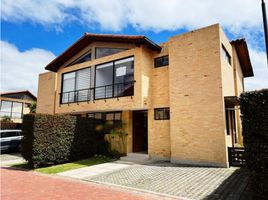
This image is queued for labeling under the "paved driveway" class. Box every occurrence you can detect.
[0,152,25,166]
[59,161,250,200]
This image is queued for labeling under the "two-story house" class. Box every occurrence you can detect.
[37,24,253,167]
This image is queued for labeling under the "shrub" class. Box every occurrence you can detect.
[21,114,106,168]
[240,89,268,199]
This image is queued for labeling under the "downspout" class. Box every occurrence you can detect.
[262,0,268,64]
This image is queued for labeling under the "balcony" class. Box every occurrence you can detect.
[60,81,135,104]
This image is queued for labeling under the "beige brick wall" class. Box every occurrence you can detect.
[168,24,228,167]
[148,44,171,158]
[36,24,248,167]
[36,72,57,114]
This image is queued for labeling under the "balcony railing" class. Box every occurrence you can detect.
[60,81,135,104]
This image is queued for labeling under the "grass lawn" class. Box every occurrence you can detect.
[11,156,112,174]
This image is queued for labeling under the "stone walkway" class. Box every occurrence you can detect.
[80,162,250,200]
[58,161,133,179]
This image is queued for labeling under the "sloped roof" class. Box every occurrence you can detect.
[45,33,161,72]
[0,90,37,101]
[231,39,254,77]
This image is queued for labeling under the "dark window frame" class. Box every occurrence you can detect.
[221,45,231,65]
[87,111,122,121]
[95,47,128,59]
[0,100,24,119]
[154,55,169,68]
[60,67,91,104]
[94,56,135,100]
[154,107,170,120]
[66,50,92,67]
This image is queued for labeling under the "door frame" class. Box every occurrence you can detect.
[132,110,148,153]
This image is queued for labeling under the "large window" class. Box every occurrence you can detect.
[154,55,169,68]
[0,101,23,119]
[95,47,128,59]
[61,68,91,103]
[221,45,231,65]
[95,57,134,99]
[154,107,170,120]
[66,51,92,67]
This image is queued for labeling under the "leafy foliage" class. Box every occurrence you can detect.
[240,89,268,199]
[21,114,107,168]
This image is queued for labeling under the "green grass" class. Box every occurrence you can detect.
[10,156,112,174]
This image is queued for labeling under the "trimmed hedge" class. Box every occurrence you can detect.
[21,114,107,168]
[240,89,268,199]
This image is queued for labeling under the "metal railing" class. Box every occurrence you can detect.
[60,81,135,104]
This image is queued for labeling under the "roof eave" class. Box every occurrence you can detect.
[231,39,254,78]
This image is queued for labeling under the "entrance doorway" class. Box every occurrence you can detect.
[132,110,148,153]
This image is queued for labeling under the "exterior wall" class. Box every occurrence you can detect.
[55,46,149,114]
[232,46,245,145]
[168,24,228,167]
[36,72,57,114]
[148,43,171,158]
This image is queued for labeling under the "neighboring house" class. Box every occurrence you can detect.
[0,91,37,123]
[37,24,253,167]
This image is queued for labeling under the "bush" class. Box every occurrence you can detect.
[240,89,268,199]
[21,114,107,168]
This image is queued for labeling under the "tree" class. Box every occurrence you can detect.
[28,102,36,113]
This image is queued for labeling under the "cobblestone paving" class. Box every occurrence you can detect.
[85,163,249,200]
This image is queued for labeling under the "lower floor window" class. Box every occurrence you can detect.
[154,107,170,120]
[87,111,122,121]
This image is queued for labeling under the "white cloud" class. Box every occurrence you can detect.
[1,0,267,90]
[1,0,263,33]
[0,40,55,95]
[245,48,268,91]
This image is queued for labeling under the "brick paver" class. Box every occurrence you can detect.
[85,163,249,200]
[0,167,177,200]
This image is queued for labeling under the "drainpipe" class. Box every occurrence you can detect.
[262,0,268,64]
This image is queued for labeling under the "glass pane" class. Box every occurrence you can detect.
[106,113,114,121]
[12,102,23,119]
[114,57,134,97]
[63,72,75,92]
[95,62,113,99]
[0,101,12,117]
[114,113,121,120]
[96,47,127,59]
[76,68,91,102]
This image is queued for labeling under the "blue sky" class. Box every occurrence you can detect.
[1,0,268,94]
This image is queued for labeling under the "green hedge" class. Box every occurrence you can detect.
[240,89,268,199]
[21,114,107,168]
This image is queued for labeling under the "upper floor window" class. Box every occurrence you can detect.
[66,51,92,67]
[95,57,134,99]
[221,45,231,65]
[61,68,91,103]
[95,47,128,59]
[154,55,169,68]
[0,101,23,119]
[154,107,170,120]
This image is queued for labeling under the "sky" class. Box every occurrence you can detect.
[1,0,268,95]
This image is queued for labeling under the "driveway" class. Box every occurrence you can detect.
[0,152,25,166]
[1,168,177,200]
[58,161,251,200]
